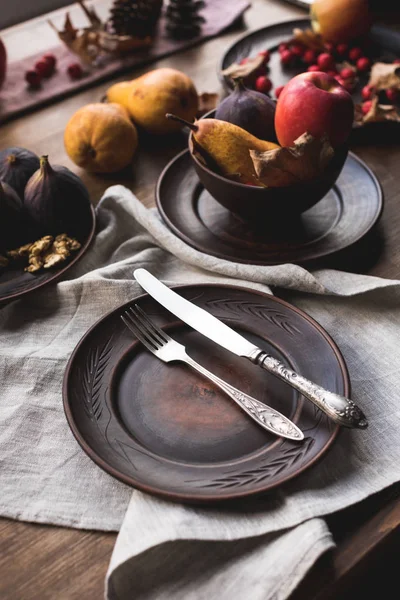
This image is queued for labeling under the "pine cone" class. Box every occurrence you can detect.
[165,0,205,39]
[108,0,163,38]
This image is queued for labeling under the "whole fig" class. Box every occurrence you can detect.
[24,155,92,239]
[0,180,29,251]
[215,78,277,142]
[0,147,40,198]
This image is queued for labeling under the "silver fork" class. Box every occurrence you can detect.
[121,304,304,442]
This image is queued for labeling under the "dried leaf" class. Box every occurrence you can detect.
[250,132,334,187]
[355,96,400,126]
[197,92,219,118]
[221,54,265,83]
[291,28,325,51]
[368,62,400,91]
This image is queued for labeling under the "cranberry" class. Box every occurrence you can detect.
[317,52,336,71]
[385,88,400,103]
[35,59,53,78]
[67,63,83,80]
[280,49,294,65]
[393,59,400,65]
[361,85,374,100]
[303,49,317,65]
[336,43,348,57]
[25,69,42,88]
[42,53,56,70]
[258,50,270,64]
[307,64,320,72]
[255,75,272,94]
[239,57,249,65]
[290,43,304,58]
[327,69,338,77]
[340,67,355,80]
[341,79,355,92]
[348,47,363,62]
[278,43,289,54]
[275,85,285,99]
[361,100,373,115]
[324,42,335,53]
[356,57,371,72]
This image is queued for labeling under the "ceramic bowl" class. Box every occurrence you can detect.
[189,110,348,223]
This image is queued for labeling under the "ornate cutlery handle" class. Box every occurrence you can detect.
[183,355,304,441]
[251,351,368,429]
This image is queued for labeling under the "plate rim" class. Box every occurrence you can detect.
[155,148,383,266]
[0,204,96,305]
[62,282,350,503]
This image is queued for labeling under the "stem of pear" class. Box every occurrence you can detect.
[165,113,198,132]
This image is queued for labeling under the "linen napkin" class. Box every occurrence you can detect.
[1,186,399,599]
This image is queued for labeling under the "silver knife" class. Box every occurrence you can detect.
[133,268,368,430]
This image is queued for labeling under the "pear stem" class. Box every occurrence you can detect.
[165,113,198,132]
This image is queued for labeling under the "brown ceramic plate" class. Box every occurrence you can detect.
[218,17,400,124]
[0,206,96,306]
[63,284,349,504]
[156,149,382,266]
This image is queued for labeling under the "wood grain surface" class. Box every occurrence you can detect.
[0,1,399,599]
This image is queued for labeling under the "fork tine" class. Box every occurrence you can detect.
[128,305,168,347]
[121,312,160,353]
[133,305,171,343]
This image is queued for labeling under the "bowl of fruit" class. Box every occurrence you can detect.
[167,70,352,223]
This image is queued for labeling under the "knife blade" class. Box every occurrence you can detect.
[133,268,368,430]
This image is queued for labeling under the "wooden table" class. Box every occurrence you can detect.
[0,1,399,598]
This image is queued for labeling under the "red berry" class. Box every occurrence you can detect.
[356,57,371,72]
[361,100,372,115]
[255,75,272,94]
[385,88,400,103]
[336,43,348,57]
[280,49,294,65]
[67,63,83,80]
[317,52,336,71]
[324,42,335,53]
[327,69,338,77]
[258,50,270,64]
[25,69,42,88]
[278,43,289,54]
[275,85,284,99]
[290,43,304,58]
[307,64,320,72]
[361,85,374,100]
[393,59,400,65]
[239,57,249,65]
[303,49,317,65]
[341,79,355,92]
[42,53,56,70]
[340,67,355,80]
[348,47,363,62]
[35,59,53,78]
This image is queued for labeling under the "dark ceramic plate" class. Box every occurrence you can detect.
[63,284,349,504]
[0,206,96,307]
[156,149,382,266]
[218,18,400,112]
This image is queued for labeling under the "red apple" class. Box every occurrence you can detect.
[274,71,354,149]
[0,37,7,89]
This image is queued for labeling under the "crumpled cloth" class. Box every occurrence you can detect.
[1,186,399,599]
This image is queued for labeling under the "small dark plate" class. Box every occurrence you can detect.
[218,18,400,112]
[0,206,96,306]
[156,149,382,266]
[63,284,349,504]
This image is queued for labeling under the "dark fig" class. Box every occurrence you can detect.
[215,78,277,142]
[24,155,92,239]
[0,147,40,198]
[0,180,30,251]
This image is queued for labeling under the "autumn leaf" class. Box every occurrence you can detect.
[221,54,265,83]
[368,62,400,91]
[249,133,334,187]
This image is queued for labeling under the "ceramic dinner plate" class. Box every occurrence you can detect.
[63,284,349,504]
[156,149,383,266]
[218,17,400,107]
[0,206,96,306]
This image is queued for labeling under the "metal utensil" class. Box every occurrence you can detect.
[121,304,304,441]
[133,268,368,430]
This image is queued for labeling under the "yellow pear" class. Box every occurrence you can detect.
[106,80,133,108]
[166,114,279,183]
[118,68,198,135]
